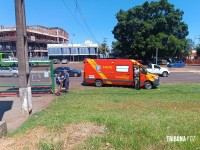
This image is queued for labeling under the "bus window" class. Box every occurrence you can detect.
[0,53,9,61]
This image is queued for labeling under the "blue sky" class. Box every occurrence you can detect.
[0,0,200,48]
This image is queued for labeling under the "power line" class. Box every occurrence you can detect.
[73,0,99,43]
[62,0,91,41]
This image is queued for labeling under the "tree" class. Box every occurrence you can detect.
[98,39,110,58]
[112,0,189,60]
[110,41,122,58]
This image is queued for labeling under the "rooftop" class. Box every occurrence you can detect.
[0,25,68,39]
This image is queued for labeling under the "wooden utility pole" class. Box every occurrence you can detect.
[15,0,32,116]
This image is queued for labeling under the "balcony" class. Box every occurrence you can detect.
[0,36,60,44]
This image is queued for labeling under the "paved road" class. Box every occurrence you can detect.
[1,71,199,89]
[0,64,200,90]
[160,72,200,84]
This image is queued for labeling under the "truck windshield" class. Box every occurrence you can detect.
[147,64,152,68]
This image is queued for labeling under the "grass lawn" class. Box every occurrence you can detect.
[9,84,200,149]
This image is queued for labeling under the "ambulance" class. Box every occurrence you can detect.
[83,58,159,89]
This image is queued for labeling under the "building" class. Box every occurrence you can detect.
[48,40,99,61]
[189,50,197,59]
[0,25,68,57]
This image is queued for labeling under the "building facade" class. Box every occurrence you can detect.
[0,25,68,58]
[48,41,99,61]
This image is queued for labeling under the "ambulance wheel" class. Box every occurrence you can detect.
[95,80,103,87]
[144,81,152,89]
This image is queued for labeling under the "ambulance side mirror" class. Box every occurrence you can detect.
[141,70,146,74]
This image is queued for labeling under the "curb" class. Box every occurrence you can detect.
[170,70,200,73]
[0,121,7,139]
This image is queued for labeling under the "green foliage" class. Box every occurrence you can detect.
[98,40,110,58]
[112,0,189,60]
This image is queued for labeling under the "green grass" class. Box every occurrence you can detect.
[12,84,200,149]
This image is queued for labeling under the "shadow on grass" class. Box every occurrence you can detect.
[0,87,53,95]
[81,82,158,90]
[0,101,13,120]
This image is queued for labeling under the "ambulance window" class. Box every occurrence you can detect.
[140,67,147,74]
[116,66,129,72]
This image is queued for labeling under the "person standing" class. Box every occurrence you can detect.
[55,72,62,96]
[63,70,70,94]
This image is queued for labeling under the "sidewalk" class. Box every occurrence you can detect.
[169,67,200,73]
[0,94,55,131]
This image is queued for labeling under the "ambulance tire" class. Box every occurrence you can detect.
[95,79,103,87]
[144,81,152,89]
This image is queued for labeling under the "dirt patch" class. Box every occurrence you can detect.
[0,122,106,150]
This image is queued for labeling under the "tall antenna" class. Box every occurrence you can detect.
[194,35,200,47]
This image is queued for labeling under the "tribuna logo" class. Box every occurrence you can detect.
[166,136,195,142]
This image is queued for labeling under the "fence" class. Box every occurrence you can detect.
[0,61,55,96]
[185,58,200,64]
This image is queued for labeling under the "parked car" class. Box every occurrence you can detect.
[0,67,18,78]
[68,68,82,77]
[158,60,169,65]
[167,61,185,67]
[53,66,81,77]
[52,59,60,64]
[61,59,68,64]
[147,64,170,77]
[54,66,70,75]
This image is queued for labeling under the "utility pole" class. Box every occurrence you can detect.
[103,38,107,58]
[15,0,32,116]
[156,47,158,64]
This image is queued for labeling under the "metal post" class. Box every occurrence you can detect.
[156,47,158,64]
[15,0,32,116]
[70,34,75,63]
[50,60,55,94]
[72,43,74,63]
[103,38,107,58]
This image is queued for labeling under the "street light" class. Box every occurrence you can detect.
[156,47,158,64]
[69,34,75,62]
